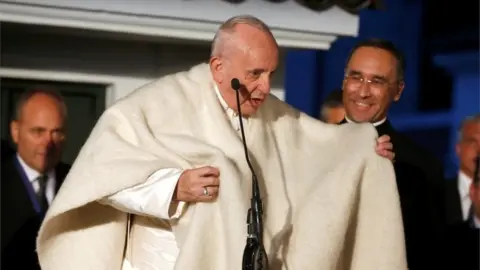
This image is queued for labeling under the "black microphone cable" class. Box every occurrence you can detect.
[230,78,268,270]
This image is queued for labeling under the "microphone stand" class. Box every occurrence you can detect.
[230,79,268,270]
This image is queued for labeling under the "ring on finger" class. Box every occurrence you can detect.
[202,187,210,196]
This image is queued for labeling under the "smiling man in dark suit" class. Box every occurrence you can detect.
[1,89,71,270]
[339,38,446,270]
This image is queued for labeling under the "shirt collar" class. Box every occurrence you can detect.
[474,215,480,229]
[16,154,55,183]
[458,170,473,199]
[214,84,247,121]
[345,116,387,127]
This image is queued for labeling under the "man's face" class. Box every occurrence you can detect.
[324,106,345,124]
[11,93,66,173]
[210,24,279,116]
[456,121,480,178]
[342,47,404,123]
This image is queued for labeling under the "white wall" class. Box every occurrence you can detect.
[0,23,285,106]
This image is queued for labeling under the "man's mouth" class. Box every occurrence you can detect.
[354,101,372,109]
[250,97,264,107]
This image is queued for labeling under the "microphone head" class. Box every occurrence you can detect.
[231,78,241,91]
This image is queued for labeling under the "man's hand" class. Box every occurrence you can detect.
[375,135,395,161]
[175,166,220,202]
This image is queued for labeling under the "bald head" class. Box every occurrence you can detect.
[14,89,67,121]
[209,15,279,117]
[210,15,278,58]
[11,89,67,173]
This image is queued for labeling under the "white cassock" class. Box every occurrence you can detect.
[100,85,244,270]
[36,63,406,270]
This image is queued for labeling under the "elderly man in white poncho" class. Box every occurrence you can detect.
[36,15,406,270]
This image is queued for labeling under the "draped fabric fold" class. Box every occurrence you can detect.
[36,63,407,270]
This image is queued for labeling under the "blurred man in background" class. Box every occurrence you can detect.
[1,89,70,270]
[442,114,479,270]
[319,89,344,124]
[445,114,480,225]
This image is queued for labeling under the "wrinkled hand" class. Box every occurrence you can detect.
[175,166,220,202]
[375,135,395,161]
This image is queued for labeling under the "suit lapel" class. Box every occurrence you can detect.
[445,177,463,225]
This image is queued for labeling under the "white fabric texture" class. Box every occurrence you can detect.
[100,168,185,219]
[103,84,251,270]
[36,63,407,270]
[101,168,183,270]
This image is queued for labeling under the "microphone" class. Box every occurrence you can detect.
[230,78,268,270]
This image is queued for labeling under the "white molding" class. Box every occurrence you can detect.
[0,67,285,106]
[0,0,358,50]
[0,67,145,107]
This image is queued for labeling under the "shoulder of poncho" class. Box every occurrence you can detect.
[338,121,379,153]
[107,66,208,117]
[263,94,378,154]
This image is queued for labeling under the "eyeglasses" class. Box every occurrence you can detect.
[344,74,393,91]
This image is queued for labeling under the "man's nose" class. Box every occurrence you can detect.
[40,132,55,147]
[258,74,271,94]
[358,82,372,97]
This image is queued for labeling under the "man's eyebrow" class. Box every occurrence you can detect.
[247,68,267,74]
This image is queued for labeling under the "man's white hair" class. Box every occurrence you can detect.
[458,113,480,142]
[210,15,276,58]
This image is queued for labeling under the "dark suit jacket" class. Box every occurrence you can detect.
[1,139,14,160]
[1,155,70,270]
[340,119,446,270]
[445,177,464,226]
[442,221,479,270]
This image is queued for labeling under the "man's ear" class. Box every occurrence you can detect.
[209,57,224,84]
[393,81,405,102]
[10,120,19,144]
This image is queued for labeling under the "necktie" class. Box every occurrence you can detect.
[467,204,476,227]
[37,174,49,212]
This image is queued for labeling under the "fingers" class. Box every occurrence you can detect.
[378,142,393,151]
[175,166,221,203]
[376,135,391,144]
[199,176,220,186]
[195,166,220,177]
[376,148,395,161]
[197,186,220,202]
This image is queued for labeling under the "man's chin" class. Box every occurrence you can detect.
[349,115,375,123]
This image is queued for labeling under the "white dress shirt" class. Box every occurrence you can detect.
[101,84,243,270]
[458,171,473,220]
[345,116,387,127]
[17,154,56,205]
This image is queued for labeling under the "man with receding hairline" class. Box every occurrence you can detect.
[37,16,406,270]
[339,38,446,270]
[1,89,70,270]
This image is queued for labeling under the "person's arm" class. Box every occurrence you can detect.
[99,168,186,219]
